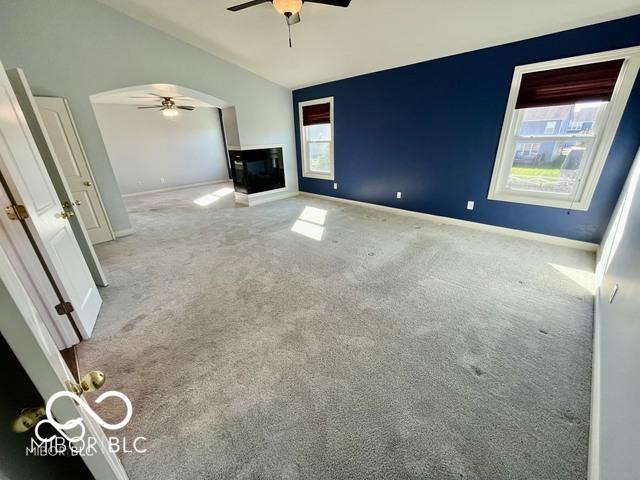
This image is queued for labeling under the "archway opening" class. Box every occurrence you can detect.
[90,84,240,205]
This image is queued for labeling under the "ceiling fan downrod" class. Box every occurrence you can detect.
[286,12,293,47]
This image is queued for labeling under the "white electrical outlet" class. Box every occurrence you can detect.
[333,183,338,190]
[161,177,166,184]
[467,201,475,210]
[137,180,143,185]
[397,192,402,199]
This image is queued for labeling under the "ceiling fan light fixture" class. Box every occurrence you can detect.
[272,0,302,16]
[162,107,179,117]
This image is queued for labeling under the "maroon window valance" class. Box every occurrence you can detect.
[515,59,624,109]
[302,102,331,126]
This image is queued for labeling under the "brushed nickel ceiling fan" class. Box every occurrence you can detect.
[227,0,353,47]
[131,93,196,117]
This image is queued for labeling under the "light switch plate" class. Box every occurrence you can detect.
[333,183,338,190]
[397,192,402,199]
[467,201,475,210]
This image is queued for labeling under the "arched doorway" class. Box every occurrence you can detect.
[89,84,240,206]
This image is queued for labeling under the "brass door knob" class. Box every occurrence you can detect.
[60,210,75,219]
[11,371,105,433]
[11,406,46,433]
[65,370,106,396]
[83,181,93,187]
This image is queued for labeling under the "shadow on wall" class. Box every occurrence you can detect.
[90,84,239,197]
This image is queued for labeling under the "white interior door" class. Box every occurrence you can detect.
[0,61,100,338]
[6,68,109,287]
[0,180,79,349]
[35,96,114,245]
[0,244,127,480]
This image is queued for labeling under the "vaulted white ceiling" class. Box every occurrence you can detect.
[97,0,640,89]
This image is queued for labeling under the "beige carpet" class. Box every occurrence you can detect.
[78,182,594,479]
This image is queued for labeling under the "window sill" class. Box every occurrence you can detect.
[303,171,334,181]
[487,190,590,211]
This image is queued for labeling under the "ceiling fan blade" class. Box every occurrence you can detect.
[287,12,301,25]
[227,0,270,12]
[305,0,351,6]
[137,106,161,109]
[177,106,195,111]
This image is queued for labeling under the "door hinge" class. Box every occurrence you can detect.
[55,301,74,315]
[4,204,29,220]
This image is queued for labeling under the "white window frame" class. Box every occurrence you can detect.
[299,97,335,181]
[488,47,640,210]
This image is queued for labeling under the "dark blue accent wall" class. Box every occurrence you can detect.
[293,15,640,243]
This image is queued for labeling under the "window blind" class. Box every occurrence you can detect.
[302,102,331,125]
[515,59,624,109]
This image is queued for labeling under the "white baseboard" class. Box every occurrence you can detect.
[235,188,298,207]
[122,179,231,198]
[114,228,134,238]
[300,192,599,252]
[588,291,601,480]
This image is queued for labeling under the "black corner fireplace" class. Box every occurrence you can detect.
[229,147,285,195]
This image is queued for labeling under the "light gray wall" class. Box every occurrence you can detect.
[593,148,640,480]
[93,104,229,195]
[0,0,297,233]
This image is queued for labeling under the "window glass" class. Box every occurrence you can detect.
[507,101,607,196]
[517,102,605,137]
[509,140,587,194]
[306,124,331,141]
[308,142,331,173]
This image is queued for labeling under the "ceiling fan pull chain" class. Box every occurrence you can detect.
[288,19,292,48]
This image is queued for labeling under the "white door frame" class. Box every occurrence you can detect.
[6,68,108,287]
[0,246,127,479]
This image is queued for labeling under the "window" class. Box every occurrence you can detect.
[544,121,557,134]
[299,97,334,180]
[489,48,640,210]
[567,121,584,132]
[517,143,541,158]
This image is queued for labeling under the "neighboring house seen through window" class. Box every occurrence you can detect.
[489,48,640,210]
[299,97,334,180]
